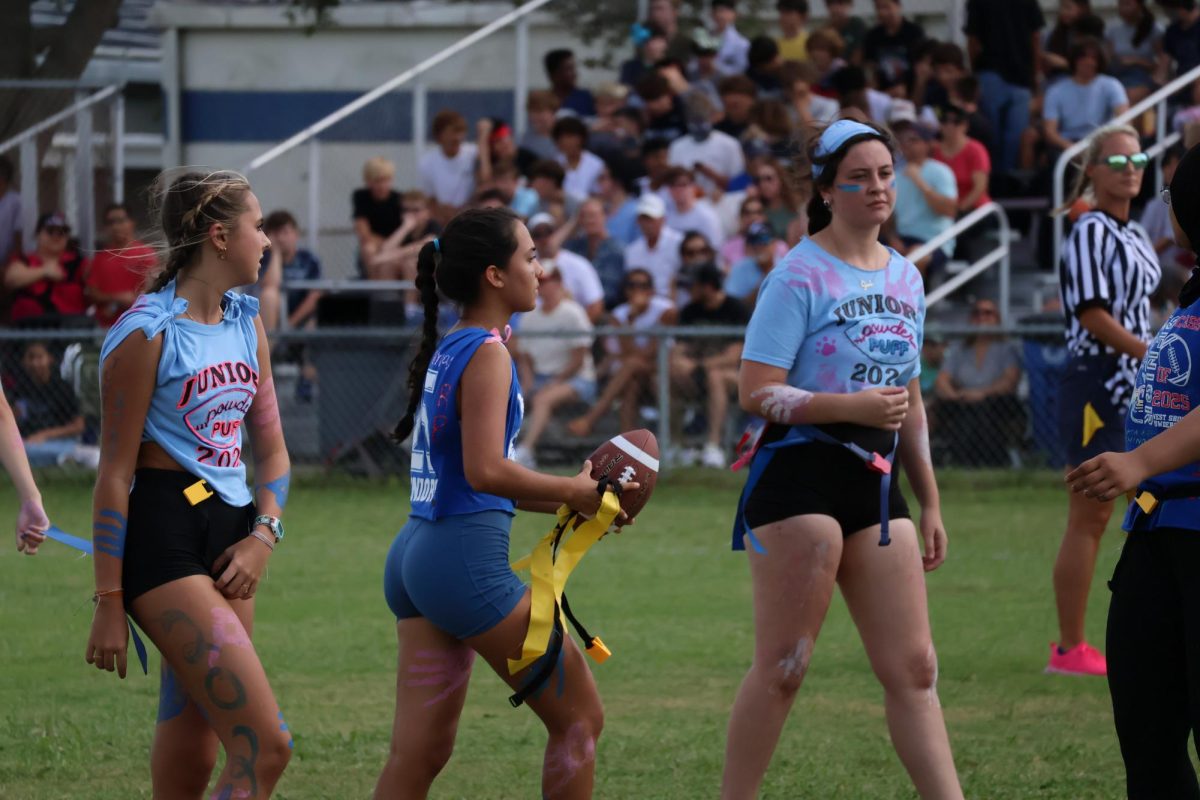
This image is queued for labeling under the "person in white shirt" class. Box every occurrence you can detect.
[664,166,725,248]
[553,116,606,199]
[512,265,597,467]
[568,268,677,437]
[624,194,685,299]
[527,212,606,321]
[711,0,750,75]
[418,110,478,224]
[668,92,746,196]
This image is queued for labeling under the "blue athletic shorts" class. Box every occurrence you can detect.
[1058,354,1128,465]
[383,510,527,639]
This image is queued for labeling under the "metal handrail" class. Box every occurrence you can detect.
[907,201,1011,320]
[0,84,120,155]
[1052,63,1200,270]
[243,0,555,173]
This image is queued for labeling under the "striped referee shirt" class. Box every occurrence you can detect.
[1058,210,1161,407]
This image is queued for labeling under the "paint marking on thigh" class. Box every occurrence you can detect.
[927,642,941,708]
[406,648,476,707]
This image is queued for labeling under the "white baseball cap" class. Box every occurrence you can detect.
[635,193,667,219]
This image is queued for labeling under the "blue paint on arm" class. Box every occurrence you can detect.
[279,711,294,749]
[157,664,189,723]
[93,508,128,558]
[256,471,291,510]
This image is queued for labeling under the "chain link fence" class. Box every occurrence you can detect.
[1,314,1078,479]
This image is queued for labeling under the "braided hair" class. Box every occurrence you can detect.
[393,207,522,442]
[144,170,251,292]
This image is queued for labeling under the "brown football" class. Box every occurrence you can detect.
[586,429,659,519]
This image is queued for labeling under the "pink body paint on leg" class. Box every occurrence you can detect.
[406,648,475,707]
[751,385,815,425]
[209,607,252,668]
[544,721,596,797]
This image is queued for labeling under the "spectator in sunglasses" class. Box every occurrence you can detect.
[5,212,88,324]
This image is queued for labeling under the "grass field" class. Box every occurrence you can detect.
[0,469,1133,799]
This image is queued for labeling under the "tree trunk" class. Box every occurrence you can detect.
[0,0,123,142]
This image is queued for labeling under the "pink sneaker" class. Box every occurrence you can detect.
[1045,642,1108,676]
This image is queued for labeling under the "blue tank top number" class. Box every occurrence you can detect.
[408,328,523,521]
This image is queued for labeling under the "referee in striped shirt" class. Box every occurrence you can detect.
[1049,124,1162,678]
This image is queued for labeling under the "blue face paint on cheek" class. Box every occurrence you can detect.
[836,184,863,193]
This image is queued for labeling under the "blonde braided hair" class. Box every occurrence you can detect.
[144,169,252,292]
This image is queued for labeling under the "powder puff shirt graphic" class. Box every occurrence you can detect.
[742,238,925,393]
[100,281,260,506]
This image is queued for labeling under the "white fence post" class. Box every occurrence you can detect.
[112,90,125,203]
[413,80,427,170]
[514,17,530,139]
[19,139,37,248]
[307,138,320,256]
[75,93,96,253]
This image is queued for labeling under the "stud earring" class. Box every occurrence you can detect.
[217,247,228,260]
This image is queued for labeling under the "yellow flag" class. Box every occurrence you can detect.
[1082,402,1105,448]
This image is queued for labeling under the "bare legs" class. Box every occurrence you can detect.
[375,590,604,800]
[721,518,961,799]
[132,575,292,799]
[1053,470,1115,650]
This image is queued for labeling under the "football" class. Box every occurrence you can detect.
[586,429,659,520]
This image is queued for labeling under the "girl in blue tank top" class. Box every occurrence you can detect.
[377,208,629,799]
[85,171,294,798]
[1069,143,1200,796]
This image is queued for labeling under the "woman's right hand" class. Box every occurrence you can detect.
[566,459,639,518]
[15,496,49,554]
[849,386,910,430]
[86,597,129,679]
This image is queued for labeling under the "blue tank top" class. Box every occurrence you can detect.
[1124,298,1200,532]
[100,281,260,506]
[409,327,524,521]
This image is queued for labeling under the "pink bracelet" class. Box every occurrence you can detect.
[249,529,275,551]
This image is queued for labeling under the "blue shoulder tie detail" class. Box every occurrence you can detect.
[221,290,260,322]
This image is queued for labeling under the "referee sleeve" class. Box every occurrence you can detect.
[1064,218,1113,316]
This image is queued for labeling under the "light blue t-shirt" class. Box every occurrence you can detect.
[743,238,925,393]
[895,159,958,257]
[99,281,261,507]
[1044,75,1129,142]
[726,257,771,301]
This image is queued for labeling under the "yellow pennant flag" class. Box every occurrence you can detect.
[508,490,621,675]
[1082,402,1105,448]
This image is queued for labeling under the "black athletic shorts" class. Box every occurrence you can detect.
[122,469,256,603]
[743,423,911,536]
[1058,354,1128,464]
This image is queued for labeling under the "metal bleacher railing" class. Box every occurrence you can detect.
[1052,62,1200,272]
[242,0,557,261]
[0,81,127,254]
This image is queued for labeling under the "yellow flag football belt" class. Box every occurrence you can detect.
[506,490,622,707]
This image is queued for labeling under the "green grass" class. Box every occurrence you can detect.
[0,470,1131,799]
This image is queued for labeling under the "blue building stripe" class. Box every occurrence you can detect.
[182,89,517,143]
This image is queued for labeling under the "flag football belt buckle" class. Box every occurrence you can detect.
[1135,490,1159,515]
[183,479,215,506]
[866,452,892,475]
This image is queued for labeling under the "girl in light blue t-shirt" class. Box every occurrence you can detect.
[723,120,962,798]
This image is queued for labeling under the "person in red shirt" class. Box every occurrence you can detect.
[3,212,88,323]
[933,104,992,213]
[86,203,157,327]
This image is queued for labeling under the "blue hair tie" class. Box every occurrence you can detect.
[433,238,441,253]
[812,120,881,179]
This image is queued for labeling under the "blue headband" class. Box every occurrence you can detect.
[811,120,880,179]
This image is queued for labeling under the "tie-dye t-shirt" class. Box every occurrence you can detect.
[742,237,925,392]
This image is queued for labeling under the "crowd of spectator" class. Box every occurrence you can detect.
[11,0,1200,469]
